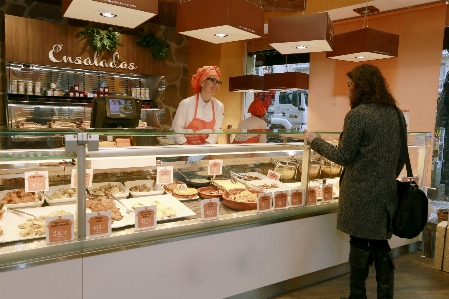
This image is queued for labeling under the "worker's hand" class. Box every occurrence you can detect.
[304,130,318,143]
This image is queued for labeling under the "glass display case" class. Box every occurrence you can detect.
[0,130,431,271]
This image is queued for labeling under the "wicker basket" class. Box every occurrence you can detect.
[437,209,449,222]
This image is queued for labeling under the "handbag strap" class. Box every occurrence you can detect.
[394,107,413,178]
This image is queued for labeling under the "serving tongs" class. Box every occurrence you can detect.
[229,171,265,192]
[9,207,39,219]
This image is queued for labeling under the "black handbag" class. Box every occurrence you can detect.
[393,107,428,239]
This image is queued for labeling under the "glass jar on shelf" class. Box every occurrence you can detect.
[17,80,25,94]
[26,81,34,95]
[10,80,18,94]
[34,82,41,95]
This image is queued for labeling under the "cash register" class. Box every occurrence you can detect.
[90,95,142,128]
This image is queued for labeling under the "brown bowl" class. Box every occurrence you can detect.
[198,187,225,199]
[222,188,261,211]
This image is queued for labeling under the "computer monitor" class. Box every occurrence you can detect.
[90,95,142,128]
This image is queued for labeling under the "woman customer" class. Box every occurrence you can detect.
[172,66,225,145]
[232,99,268,144]
[304,64,405,299]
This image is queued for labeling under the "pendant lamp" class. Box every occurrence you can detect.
[268,12,333,55]
[62,0,158,28]
[176,0,264,44]
[264,72,309,90]
[229,75,266,92]
[326,27,399,62]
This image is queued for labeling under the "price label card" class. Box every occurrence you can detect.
[323,184,334,202]
[267,169,281,181]
[257,192,272,213]
[201,198,219,220]
[290,188,305,207]
[273,190,288,210]
[46,215,74,244]
[71,169,93,188]
[307,187,317,205]
[156,166,173,185]
[25,171,49,192]
[135,206,157,230]
[208,160,223,175]
[86,211,111,238]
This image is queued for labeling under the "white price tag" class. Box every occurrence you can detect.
[156,166,173,185]
[86,211,112,238]
[46,214,74,244]
[208,160,223,176]
[135,206,157,230]
[273,190,288,210]
[257,192,272,213]
[290,188,305,207]
[25,171,49,192]
[71,169,93,188]
[201,198,219,221]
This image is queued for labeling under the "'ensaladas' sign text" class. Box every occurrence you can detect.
[49,44,137,71]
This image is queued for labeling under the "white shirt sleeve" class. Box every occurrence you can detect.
[205,99,225,144]
[172,99,189,144]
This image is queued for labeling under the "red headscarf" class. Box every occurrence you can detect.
[248,99,267,116]
[191,66,221,94]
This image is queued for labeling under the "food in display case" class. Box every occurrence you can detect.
[198,186,225,199]
[222,189,261,211]
[18,210,71,238]
[1,189,43,207]
[88,182,129,198]
[164,182,198,200]
[86,197,124,221]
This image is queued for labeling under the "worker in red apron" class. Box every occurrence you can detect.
[172,66,225,145]
[232,99,268,144]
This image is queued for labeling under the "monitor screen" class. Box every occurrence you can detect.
[108,98,134,115]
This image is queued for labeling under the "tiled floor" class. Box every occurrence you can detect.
[271,251,449,299]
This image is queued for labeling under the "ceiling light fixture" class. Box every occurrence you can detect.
[353,5,380,15]
[62,0,158,28]
[100,12,117,18]
[326,28,399,62]
[215,33,228,38]
[268,12,334,55]
[177,0,264,44]
[264,72,309,91]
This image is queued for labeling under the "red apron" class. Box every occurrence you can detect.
[185,94,216,145]
[232,135,260,144]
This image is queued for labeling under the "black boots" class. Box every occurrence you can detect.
[340,247,395,299]
[373,251,395,299]
[340,246,371,299]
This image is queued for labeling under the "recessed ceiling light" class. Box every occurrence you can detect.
[214,33,228,38]
[100,12,117,18]
[294,45,308,49]
[355,56,367,59]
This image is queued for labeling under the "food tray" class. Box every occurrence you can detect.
[235,172,269,181]
[88,182,129,199]
[120,194,196,222]
[123,180,164,197]
[198,186,225,199]
[222,188,261,211]
[245,179,288,191]
[0,190,44,208]
[42,184,80,205]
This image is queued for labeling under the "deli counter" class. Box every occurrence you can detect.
[0,129,430,299]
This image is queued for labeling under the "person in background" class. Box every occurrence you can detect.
[304,64,405,299]
[232,99,268,144]
[172,66,225,145]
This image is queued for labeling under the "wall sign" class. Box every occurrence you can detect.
[49,44,137,70]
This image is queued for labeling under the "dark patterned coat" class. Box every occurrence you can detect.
[311,103,406,240]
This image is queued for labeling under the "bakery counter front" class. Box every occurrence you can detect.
[0,130,431,299]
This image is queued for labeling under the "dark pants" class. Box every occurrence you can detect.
[350,236,391,254]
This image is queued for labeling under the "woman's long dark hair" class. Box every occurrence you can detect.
[347,64,397,109]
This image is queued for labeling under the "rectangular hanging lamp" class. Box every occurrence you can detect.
[268,12,333,55]
[264,72,309,90]
[326,27,399,62]
[62,0,158,28]
[176,0,264,44]
[229,75,266,92]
